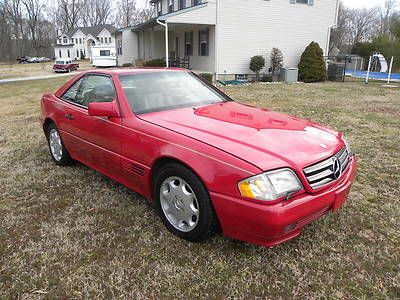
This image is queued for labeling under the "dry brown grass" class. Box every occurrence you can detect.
[0,78,399,299]
[0,60,94,80]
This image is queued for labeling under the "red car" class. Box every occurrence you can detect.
[53,59,79,73]
[39,68,357,247]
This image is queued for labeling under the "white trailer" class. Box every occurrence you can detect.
[91,45,117,67]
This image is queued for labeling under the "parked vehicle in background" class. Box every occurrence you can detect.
[17,56,30,63]
[53,59,79,73]
[91,45,117,67]
[39,68,357,248]
[27,57,40,63]
[38,57,51,63]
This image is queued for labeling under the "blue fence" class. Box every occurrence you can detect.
[346,70,400,81]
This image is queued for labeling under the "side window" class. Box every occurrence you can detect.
[61,75,115,107]
[76,75,116,107]
[62,77,84,103]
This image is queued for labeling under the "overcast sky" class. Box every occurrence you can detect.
[341,0,387,9]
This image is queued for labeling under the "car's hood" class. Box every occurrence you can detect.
[139,101,343,171]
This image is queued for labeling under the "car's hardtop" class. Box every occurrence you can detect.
[55,59,74,65]
[77,67,190,77]
[54,68,192,99]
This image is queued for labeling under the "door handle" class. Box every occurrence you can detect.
[65,113,75,120]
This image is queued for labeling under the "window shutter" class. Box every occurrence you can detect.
[206,28,209,56]
[290,0,296,4]
[198,30,201,56]
[308,0,314,5]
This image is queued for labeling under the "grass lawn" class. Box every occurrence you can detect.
[0,60,94,80]
[0,78,399,298]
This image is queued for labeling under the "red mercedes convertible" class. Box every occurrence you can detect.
[39,68,357,247]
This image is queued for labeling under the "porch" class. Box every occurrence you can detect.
[134,21,215,75]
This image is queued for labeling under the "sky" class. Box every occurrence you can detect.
[338,0,386,9]
[136,0,150,9]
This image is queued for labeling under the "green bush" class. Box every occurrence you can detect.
[122,63,133,67]
[249,55,265,80]
[260,74,273,82]
[143,58,166,67]
[298,42,327,83]
[199,73,213,83]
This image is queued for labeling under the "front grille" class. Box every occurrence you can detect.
[303,147,351,189]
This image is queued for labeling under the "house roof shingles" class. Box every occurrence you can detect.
[63,24,116,38]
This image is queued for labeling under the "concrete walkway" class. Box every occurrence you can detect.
[0,71,83,84]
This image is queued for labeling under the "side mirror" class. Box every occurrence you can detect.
[88,102,120,118]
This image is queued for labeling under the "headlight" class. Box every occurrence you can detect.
[342,137,352,156]
[238,168,302,202]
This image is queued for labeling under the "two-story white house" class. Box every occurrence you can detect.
[54,25,116,61]
[116,0,339,79]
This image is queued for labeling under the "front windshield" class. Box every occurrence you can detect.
[119,71,230,114]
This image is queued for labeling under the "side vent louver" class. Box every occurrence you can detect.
[131,164,145,176]
[122,160,145,177]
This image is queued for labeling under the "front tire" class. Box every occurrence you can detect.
[154,163,218,242]
[46,123,73,166]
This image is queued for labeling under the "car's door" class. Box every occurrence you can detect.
[58,74,122,176]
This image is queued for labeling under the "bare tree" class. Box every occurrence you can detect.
[0,2,13,60]
[379,0,399,35]
[347,8,378,45]
[135,6,155,24]
[115,0,137,28]
[56,0,83,32]
[82,0,113,27]
[21,0,45,55]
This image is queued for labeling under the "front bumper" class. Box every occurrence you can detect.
[211,156,357,247]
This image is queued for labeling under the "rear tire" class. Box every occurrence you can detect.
[46,123,73,166]
[154,163,218,242]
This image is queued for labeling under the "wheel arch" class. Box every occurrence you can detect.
[149,155,221,232]
[43,117,56,137]
[150,156,206,192]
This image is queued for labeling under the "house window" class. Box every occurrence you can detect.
[58,38,62,44]
[79,38,82,44]
[67,49,70,58]
[100,37,103,43]
[185,32,193,56]
[157,1,162,15]
[117,40,123,55]
[59,50,61,57]
[76,49,79,57]
[63,37,67,43]
[168,0,174,13]
[179,0,186,9]
[236,74,248,80]
[100,50,111,56]
[198,28,209,56]
[192,0,201,6]
[109,37,112,43]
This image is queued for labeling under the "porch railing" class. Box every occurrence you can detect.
[168,56,190,69]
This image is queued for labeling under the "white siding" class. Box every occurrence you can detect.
[54,46,73,59]
[165,1,217,25]
[71,30,86,59]
[117,30,139,66]
[216,0,338,75]
[97,29,115,45]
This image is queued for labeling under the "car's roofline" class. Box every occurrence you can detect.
[79,67,190,77]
